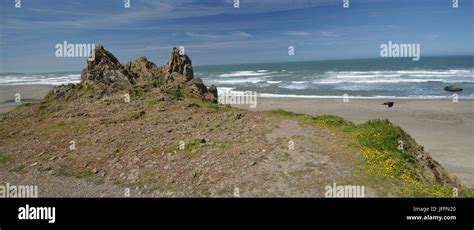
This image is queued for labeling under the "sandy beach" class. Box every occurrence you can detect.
[0,85,52,113]
[235,97,474,187]
[1,85,473,187]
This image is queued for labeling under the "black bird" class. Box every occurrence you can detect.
[382,102,394,108]
[444,85,463,93]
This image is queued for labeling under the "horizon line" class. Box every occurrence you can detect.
[1,54,473,75]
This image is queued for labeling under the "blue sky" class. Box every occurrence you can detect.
[0,0,473,73]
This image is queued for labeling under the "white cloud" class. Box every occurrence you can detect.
[186,32,218,39]
[319,31,338,37]
[232,31,253,37]
[3,0,336,31]
[288,31,309,36]
[185,31,253,40]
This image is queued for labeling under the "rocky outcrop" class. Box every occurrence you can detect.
[162,47,193,78]
[444,85,463,93]
[159,47,194,84]
[51,45,218,103]
[50,84,78,100]
[159,48,217,102]
[123,56,163,82]
[182,78,218,103]
[206,85,218,103]
[185,78,208,97]
[81,45,135,86]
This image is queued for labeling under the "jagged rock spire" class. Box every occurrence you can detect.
[81,44,134,85]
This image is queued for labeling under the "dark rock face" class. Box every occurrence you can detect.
[80,45,135,86]
[160,47,194,85]
[382,102,394,108]
[123,56,163,82]
[444,85,463,93]
[206,85,218,103]
[51,45,218,103]
[183,64,194,82]
[157,47,217,102]
[167,72,188,85]
[163,47,192,76]
[186,78,208,97]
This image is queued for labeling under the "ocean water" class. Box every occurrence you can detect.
[0,72,81,86]
[196,56,474,99]
[1,56,473,99]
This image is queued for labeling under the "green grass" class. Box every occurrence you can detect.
[215,140,232,149]
[17,103,34,108]
[178,140,202,157]
[148,79,162,88]
[45,122,66,134]
[144,96,160,105]
[268,109,472,197]
[9,164,27,174]
[354,119,460,197]
[166,88,182,100]
[73,170,93,179]
[41,120,90,136]
[268,109,305,118]
[80,81,95,96]
[129,86,145,97]
[138,170,174,191]
[0,155,11,164]
[191,98,224,111]
[113,178,127,185]
[305,115,354,128]
[44,90,54,100]
[270,109,353,128]
[356,120,419,165]
[130,83,159,98]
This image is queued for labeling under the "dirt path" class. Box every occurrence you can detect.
[214,119,363,197]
